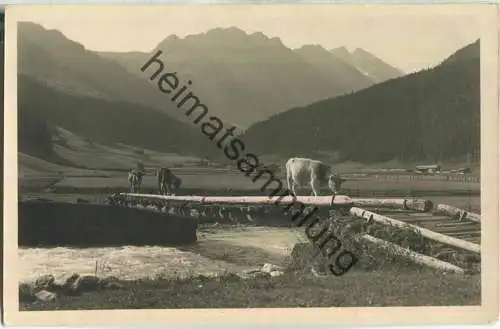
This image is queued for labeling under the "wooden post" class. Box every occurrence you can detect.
[350,207,480,254]
[359,234,465,274]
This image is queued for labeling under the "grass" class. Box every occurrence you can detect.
[19,142,479,195]
[50,171,479,190]
[19,171,480,199]
[19,268,480,310]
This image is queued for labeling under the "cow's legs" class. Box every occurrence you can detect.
[287,173,297,196]
[310,177,320,197]
[166,182,174,196]
[157,177,163,195]
[289,181,298,196]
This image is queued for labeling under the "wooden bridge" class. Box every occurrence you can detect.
[106,193,481,275]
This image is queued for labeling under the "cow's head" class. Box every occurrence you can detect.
[328,173,347,193]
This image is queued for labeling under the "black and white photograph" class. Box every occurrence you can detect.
[3,4,499,326]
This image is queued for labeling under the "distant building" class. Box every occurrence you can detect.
[456,167,471,174]
[415,164,441,175]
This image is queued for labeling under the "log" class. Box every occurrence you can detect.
[352,198,433,212]
[350,207,480,254]
[359,234,465,274]
[389,215,450,222]
[120,193,354,208]
[434,204,481,223]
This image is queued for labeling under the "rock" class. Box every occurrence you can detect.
[261,263,282,274]
[100,276,124,290]
[53,273,80,295]
[72,274,101,293]
[239,271,271,280]
[311,266,329,278]
[54,273,79,287]
[242,267,262,275]
[269,270,285,277]
[19,283,36,302]
[34,274,55,291]
[34,290,57,302]
[289,242,325,270]
[104,281,124,290]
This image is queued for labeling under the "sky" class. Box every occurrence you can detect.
[12,5,484,73]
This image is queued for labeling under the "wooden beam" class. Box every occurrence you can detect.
[352,198,433,212]
[359,234,466,274]
[350,207,480,254]
[119,193,354,208]
[434,204,481,223]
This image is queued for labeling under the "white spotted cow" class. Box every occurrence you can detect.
[128,169,144,193]
[156,167,182,195]
[285,157,346,197]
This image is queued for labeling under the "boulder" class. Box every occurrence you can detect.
[269,270,284,277]
[289,242,326,270]
[311,266,330,278]
[34,290,57,302]
[34,274,55,291]
[261,263,282,274]
[103,281,124,290]
[100,276,124,290]
[238,271,271,280]
[242,267,262,275]
[72,274,101,293]
[53,273,81,295]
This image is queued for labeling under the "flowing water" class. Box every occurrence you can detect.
[18,227,308,283]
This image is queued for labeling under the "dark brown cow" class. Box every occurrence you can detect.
[156,167,182,195]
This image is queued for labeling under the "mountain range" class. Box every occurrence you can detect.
[240,39,480,164]
[330,46,404,83]
[18,74,217,162]
[98,26,404,128]
[17,21,479,166]
[19,22,404,129]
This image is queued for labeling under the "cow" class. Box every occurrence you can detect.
[285,157,346,197]
[156,167,182,195]
[128,169,144,193]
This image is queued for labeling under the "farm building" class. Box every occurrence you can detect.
[451,167,472,175]
[456,167,472,174]
[415,164,441,175]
